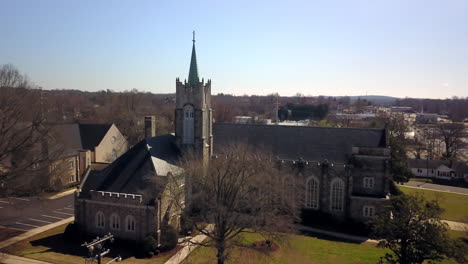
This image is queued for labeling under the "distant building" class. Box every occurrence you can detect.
[408,159,468,181]
[233,116,253,124]
[48,123,127,188]
[415,113,438,124]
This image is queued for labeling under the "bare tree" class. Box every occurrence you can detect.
[179,145,301,264]
[435,123,467,163]
[0,64,54,194]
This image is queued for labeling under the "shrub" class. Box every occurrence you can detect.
[160,225,178,251]
[180,214,193,235]
[142,235,158,257]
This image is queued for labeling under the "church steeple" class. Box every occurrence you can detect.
[175,31,212,162]
[188,31,199,87]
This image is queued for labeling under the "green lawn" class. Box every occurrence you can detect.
[183,232,458,264]
[1,224,176,264]
[2,222,462,264]
[410,178,433,183]
[399,186,468,222]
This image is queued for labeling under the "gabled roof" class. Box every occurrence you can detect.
[49,123,112,152]
[79,124,112,150]
[212,123,387,163]
[79,134,181,205]
[408,159,450,169]
[408,158,468,173]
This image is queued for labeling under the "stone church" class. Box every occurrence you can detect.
[75,34,391,244]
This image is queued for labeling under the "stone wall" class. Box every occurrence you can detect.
[75,191,158,243]
[349,195,389,222]
[174,79,212,162]
[280,152,390,223]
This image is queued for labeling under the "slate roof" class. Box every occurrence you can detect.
[79,124,112,150]
[212,123,387,163]
[79,134,181,204]
[408,159,450,169]
[49,123,112,154]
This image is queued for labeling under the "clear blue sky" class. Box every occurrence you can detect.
[1,0,467,98]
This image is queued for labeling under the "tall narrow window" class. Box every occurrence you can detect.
[110,213,120,230]
[125,215,136,232]
[96,211,105,228]
[305,176,319,209]
[330,178,344,212]
[183,105,194,144]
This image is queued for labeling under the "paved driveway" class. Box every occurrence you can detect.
[403,181,468,195]
[0,194,74,235]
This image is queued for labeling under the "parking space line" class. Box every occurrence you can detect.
[41,214,64,220]
[0,225,28,231]
[15,222,40,228]
[10,197,29,201]
[66,205,73,207]
[29,218,53,224]
[0,200,10,204]
[53,211,73,216]
[64,207,74,211]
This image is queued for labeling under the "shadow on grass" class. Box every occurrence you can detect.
[299,230,368,244]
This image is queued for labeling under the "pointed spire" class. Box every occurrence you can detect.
[188,30,200,87]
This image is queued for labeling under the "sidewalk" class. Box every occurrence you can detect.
[400,182,468,196]
[442,220,468,231]
[164,224,213,264]
[0,253,52,264]
[0,217,74,250]
[46,189,76,200]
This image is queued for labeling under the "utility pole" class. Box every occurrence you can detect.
[82,233,121,264]
[275,93,279,125]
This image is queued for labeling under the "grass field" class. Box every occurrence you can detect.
[1,224,176,264]
[410,178,433,183]
[182,232,458,264]
[399,186,468,222]
[2,223,462,264]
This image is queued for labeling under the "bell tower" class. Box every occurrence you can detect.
[175,32,213,162]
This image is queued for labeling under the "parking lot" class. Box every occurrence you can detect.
[0,194,74,233]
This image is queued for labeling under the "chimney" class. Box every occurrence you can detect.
[144,116,156,138]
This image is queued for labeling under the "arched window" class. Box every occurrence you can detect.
[95,211,105,228]
[183,105,194,144]
[305,176,319,209]
[125,215,136,232]
[330,178,344,212]
[110,213,120,230]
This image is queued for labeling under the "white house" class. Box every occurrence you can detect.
[408,159,468,181]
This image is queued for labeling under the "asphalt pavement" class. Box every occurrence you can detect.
[403,181,468,195]
[0,194,74,233]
